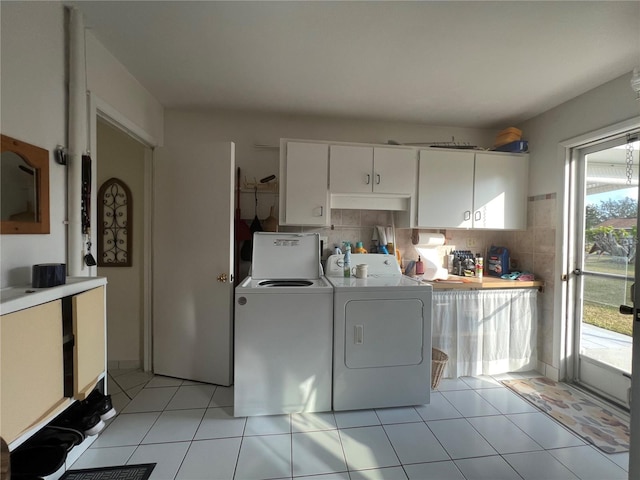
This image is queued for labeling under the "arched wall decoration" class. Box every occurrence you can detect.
[98,177,132,267]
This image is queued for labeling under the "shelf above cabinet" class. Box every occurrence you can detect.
[330,193,411,211]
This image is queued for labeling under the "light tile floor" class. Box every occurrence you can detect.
[70,370,630,480]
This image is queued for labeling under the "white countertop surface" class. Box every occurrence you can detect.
[0,277,107,315]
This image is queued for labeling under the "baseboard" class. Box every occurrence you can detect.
[107,359,141,371]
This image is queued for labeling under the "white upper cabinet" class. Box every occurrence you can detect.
[418,150,475,228]
[373,147,417,195]
[330,145,415,195]
[418,149,528,230]
[474,152,528,229]
[280,141,329,226]
[330,145,372,194]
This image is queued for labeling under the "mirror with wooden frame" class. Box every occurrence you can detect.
[1,134,50,234]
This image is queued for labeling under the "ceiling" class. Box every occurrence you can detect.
[69,1,640,129]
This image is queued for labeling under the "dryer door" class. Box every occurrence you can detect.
[344,298,424,368]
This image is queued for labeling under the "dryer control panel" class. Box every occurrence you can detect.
[325,253,401,277]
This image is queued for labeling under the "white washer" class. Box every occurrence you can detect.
[326,253,432,411]
[234,233,333,417]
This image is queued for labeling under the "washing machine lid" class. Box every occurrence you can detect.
[251,232,322,279]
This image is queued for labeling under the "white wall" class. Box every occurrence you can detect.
[96,120,146,366]
[525,73,638,197]
[0,2,67,288]
[164,109,496,222]
[0,2,164,289]
[520,72,639,378]
[85,31,164,146]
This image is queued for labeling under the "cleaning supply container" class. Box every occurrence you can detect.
[343,242,351,277]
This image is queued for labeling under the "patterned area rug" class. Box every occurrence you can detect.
[503,377,629,453]
[60,463,155,480]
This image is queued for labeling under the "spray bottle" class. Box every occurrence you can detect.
[343,242,351,277]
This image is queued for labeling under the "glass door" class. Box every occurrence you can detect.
[573,135,639,407]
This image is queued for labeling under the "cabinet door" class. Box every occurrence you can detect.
[329,145,373,194]
[373,147,416,194]
[283,142,329,225]
[473,153,528,229]
[73,286,106,399]
[1,301,65,443]
[417,150,474,228]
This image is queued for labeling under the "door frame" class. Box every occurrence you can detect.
[568,135,636,407]
[561,116,640,382]
[88,92,158,372]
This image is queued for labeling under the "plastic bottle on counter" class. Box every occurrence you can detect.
[415,256,425,275]
[354,241,367,253]
[475,254,484,279]
[447,252,455,274]
[343,242,351,277]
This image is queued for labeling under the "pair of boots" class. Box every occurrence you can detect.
[54,389,116,437]
[9,389,116,479]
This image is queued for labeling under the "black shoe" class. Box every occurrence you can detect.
[10,444,67,477]
[51,401,105,437]
[83,389,117,421]
[24,425,84,453]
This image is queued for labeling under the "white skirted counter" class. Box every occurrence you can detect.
[431,288,538,378]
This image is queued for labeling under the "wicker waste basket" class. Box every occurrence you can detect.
[431,348,449,389]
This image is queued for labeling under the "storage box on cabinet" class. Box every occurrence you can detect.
[417,149,528,229]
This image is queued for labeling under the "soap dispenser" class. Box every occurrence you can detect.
[415,256,425,275]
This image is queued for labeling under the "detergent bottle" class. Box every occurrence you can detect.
[354,241,367,253]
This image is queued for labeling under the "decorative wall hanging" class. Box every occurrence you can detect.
[97,177,132,267]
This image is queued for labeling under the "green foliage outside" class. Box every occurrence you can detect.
[582,198,636,339]
[583,303,633,337]
[582,256,634,337]
[585,197,638,229]
[584,197,637,265]
[585,225,636,245]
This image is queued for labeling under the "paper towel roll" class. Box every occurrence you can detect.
[411,232,445,247]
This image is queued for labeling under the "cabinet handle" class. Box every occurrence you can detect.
[365,174,371,185]
[318,206,324,217]
[376,174,381,185]
[475,211,482,221]
[464,211,471,221]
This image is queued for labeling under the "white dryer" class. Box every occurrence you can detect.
[234,233,333,417]
[325,254,432,411]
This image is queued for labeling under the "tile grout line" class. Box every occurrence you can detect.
[81,372,629,478]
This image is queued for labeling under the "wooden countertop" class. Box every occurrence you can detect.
[421,275,543,290]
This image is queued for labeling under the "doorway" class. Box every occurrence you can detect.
[96,118,152,372]
[570,133,639,407]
